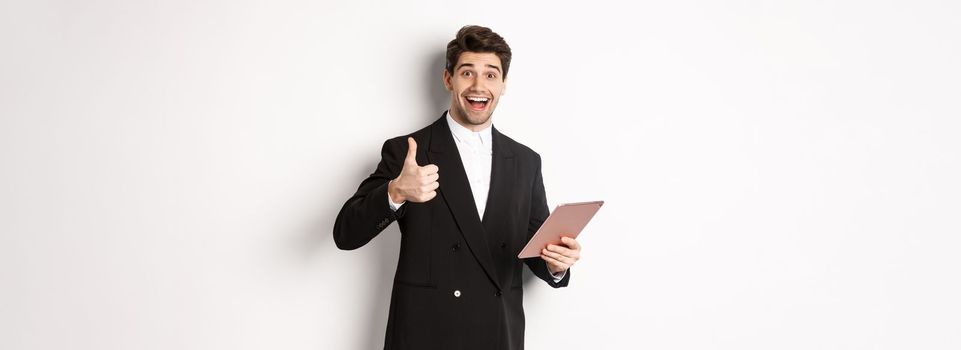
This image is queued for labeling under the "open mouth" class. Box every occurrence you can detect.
[465,96,490,111]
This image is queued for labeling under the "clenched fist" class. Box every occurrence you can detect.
[388,137,440,203]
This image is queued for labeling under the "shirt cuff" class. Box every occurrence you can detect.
[388,191,405,211]
[551,269,567,282]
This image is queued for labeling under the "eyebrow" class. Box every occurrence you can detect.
[456,63,502,73]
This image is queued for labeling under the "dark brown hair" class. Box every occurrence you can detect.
[446,25,512,80]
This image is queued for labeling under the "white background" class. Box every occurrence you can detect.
[2,0,959,349]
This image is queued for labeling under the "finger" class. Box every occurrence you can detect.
[540,253,568,269]
[420,164,439,175]
[547,245,579,262]
[542,248,573,265]
[546,244,572,256]
[405,137,419,166]
[422,173,439,184]
[561,236,581,250]
[423,181,440,192]
[423,191,437,202]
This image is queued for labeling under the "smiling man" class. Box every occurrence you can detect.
[334,25,582,350]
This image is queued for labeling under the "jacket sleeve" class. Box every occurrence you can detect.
[333,138,409,250]
[523,153,571,288]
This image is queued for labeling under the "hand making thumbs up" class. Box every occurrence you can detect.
[388,137,440,203]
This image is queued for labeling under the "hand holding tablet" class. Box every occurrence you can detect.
[518,201,604,259]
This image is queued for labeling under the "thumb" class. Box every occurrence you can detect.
[405,137,419,166]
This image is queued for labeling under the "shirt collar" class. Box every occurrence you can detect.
[445,110,493,151]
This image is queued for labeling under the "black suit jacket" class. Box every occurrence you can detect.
[334,114,569,350]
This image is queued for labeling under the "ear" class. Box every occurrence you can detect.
[501,77,508,96]
[443,69,453,91]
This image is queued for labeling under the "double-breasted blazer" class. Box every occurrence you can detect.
[334,114,570,350]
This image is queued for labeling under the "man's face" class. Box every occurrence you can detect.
[444,51,507,129]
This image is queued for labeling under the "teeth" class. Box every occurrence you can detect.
[466,97,489,102]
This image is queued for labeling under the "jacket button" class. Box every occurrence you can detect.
[452,243,460,251]
[453,290,461,298]
[495,290,502,297]
[500,242,507,248]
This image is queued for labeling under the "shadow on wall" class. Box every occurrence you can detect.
[294,155,397,348]
[424,51,450,124]
[296,51,454,348]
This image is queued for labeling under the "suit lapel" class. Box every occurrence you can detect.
[426,116,503,291]
[483,128,516,289]
[481,127,515,229]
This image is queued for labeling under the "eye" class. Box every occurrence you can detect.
[462,71,472,77]
[487,73,497,79]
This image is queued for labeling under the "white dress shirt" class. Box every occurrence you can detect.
[445,112,493,219]
[389,111,565,281]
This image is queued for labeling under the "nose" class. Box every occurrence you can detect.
[470,76,485,90]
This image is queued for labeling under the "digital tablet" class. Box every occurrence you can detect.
[517,201,604,259]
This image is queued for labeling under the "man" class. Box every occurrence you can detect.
[334,25,582,350]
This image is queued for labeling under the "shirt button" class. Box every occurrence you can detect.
[453,290,462,298]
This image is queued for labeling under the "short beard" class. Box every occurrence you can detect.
[451,105,492,126]
[464,112,492,125]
